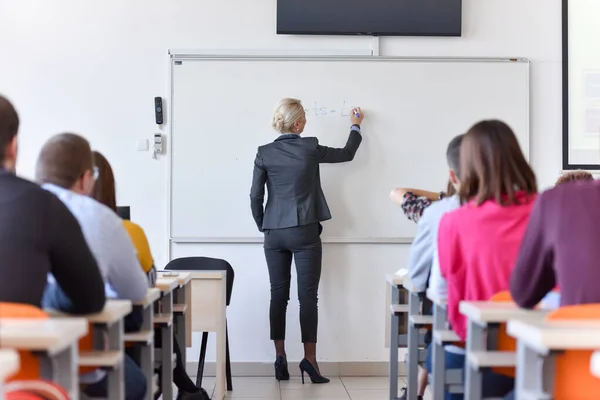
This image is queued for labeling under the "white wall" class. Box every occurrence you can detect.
[0,0,562,363]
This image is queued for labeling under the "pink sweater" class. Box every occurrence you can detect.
[438,192,537,340]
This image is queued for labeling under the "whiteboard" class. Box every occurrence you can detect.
[169,55,529,243]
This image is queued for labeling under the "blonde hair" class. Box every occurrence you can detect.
[271,98,304,133]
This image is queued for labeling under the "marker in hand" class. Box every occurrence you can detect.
[354,108,360,117]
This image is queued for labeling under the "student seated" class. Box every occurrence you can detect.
[91,151,157,286]
[436,120,538,399]
[506,173,600,400]
[397,134,463,400]
[0,96,105,313]
[35,133,148,400]
[390,185,454,223]
[91,150,210,400]
[511,170,600,309]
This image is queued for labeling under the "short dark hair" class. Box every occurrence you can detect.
[91,151,117,212]
[446,134,464,175]
[0,95,19,164]
[555,170,594,186]
[459,120,537,205]
[35,133,93,189]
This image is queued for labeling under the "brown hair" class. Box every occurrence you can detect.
[459,120,537,205]
[35,133,93,188]
[91,151,117,212]
[0,96,19,164]
[555,170,594,186]
[445,180,456,197]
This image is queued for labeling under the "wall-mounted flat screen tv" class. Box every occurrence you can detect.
[277,0,462,36]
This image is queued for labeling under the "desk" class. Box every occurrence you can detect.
[155,276,178,400]
[188,271,227,400]
[0,318,88,399]
[84,300,132,400]
[387,275,431,400]
[128,288,161,400]
[459,302,548,400]
[0,349,19,400]
[426,289,454,400]
[507,319,600,398]
[159,272,192,363]
[386,274,408,400]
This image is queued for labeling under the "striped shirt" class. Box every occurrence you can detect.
[43,184,148,302]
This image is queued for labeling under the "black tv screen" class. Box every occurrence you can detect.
[277,0,462,36]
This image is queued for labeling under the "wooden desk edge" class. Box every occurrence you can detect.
[156,278,179,293]
[85,300,133,323]
[190,271,227,280]
[157,272,192,286]
[460,302,549,325]
[135,288,161,306]
[0,349,20,380]
[176,273,192,285]
[385,274,405,287]
[0,319,88,353]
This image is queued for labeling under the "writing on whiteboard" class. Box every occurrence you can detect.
[305,100,356,117]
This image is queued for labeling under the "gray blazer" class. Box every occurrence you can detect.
[250,126,362,231]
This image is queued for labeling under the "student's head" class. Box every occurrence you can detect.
[271,98,306,134]
[0,96,19,172]
[459,119,537,205]
[446,134,464,192]
[35,133,97,195]
[91,151,117,212]
[555,170,593,186]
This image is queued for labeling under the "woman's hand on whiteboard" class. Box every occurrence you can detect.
[351,107,364,125]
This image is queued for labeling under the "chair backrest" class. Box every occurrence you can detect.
[165,257,235,306]
[546,304,600,400]
[488,291,516,378]
[0,303,48,381]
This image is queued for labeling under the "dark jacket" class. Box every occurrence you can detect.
[250,126,362,231]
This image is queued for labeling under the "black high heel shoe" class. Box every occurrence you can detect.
[299,358,330,384]
[274,355,290,381]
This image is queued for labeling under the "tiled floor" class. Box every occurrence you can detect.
[192,376,433,400]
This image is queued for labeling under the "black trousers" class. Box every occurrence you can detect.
[264,223,322,343]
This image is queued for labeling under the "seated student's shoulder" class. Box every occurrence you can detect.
[437,199,468,233]
[422,195,461,221]
[0,172,60,207]
[122,219,146,237]
[540,177,600,208]
[82,196,124,227]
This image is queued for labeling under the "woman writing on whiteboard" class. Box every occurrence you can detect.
[250,98,364,384]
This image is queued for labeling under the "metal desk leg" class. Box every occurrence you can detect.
[389,284,400,400]
[161,292,174,400]
[464,321,485,400]
[540,353,556,398]
[407,291,421,400]
[432,304,446,400]
[516,340,553,399]
[175,286,187,367]
[141,305,155,400]
[107,319,125,400]
[39,344,79,400]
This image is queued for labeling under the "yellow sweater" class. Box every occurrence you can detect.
[122,220,154,273]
